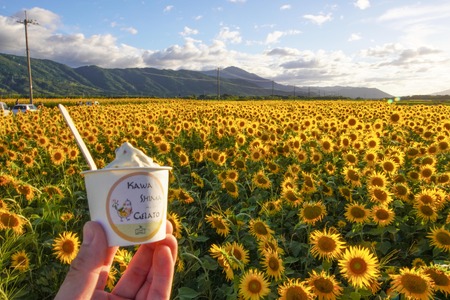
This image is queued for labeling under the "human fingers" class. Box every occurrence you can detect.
[112,233,178,299]
[54,221,118,300]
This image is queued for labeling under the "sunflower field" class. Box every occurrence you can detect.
[1,99,450,300]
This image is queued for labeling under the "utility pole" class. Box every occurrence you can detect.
[18,11,38,104]
[217,67,220,100]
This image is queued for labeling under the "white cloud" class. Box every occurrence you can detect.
[180,26,199,37]
[121,27,138,35]
[228,0,246,3]
[163,5,174,12]
[265,30,301,44]
[216,27,242,44]
[348,33,361,42]
[194,15,202,21]
[354,0,370,10]
[303,13,332,25]
[280,5,291,11]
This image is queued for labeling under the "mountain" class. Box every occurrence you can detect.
[0,53,392,99]
[432,88,450,96]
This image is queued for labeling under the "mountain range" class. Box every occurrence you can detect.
[0,53,393,99]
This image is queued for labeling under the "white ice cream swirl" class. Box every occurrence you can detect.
[105,142,159,168]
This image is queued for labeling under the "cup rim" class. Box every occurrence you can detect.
[82,166,172,174]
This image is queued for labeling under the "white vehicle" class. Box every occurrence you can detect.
[0,102,11,116]
[11,104,39,115]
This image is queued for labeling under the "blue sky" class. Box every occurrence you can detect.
[1,0,450,96]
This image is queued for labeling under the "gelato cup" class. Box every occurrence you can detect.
[82,142,171,246]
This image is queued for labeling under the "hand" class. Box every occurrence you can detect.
[55,220,177,300]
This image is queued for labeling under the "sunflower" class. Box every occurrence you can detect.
[224,241,250,269]
[278,278,314,300]
[15,183,35,201]
[222,179,239,198]
[342,166,362,187]
[178,151,190,167]
[390,267,434,300]
[167,212,183,239]
[309,228,346,261]
[371,205,395,227]
[363,149,379,166]
[252,170,272,189]
[419,165,435,182]
[414,203,438,223]
[428,227,450,252]
[11,250,30,272]
[281,188,302,207]
[106,267,118,291]
[249,218,274,240]
[338,245,380,289]
[379,158,398,175]
[299,201,327,225]
[67,147,79,161]
[324,162,336,175]
[52,231,80,264]
[368,186,393,204]
[391,183,410,201]
[239,268,271,300]
[177,188,194,204]
[226,169,239,182]
[50,148,66,165]
[297,150,308,163]
[190,172,204,188]
[192,149,204,162]
[258,235,284,255]
[260,199,282,216]
[338,186,353,201]
[367,171,388,189]
[307,270,343,300]
[0,210,25,235]
[114,248,134,272]
[261,249,284,280]
[301,172,316,193]
[423,264,450,296]
[343,150,359,166]
[232,157,247,170]
[205,213,231,237]
[344,203,371,224]
[319,137,335,153]
[21,154,35,168]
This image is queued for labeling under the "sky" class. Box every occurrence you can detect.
[1,0,450,96]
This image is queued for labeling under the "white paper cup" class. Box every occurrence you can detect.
[82,166,171,247]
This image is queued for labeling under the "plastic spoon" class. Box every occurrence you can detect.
[58,104,98,170]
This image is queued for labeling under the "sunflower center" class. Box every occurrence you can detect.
[401,274,427,293]
[253,222,268,235]
[350,207,366,219]
[371,177,384,187]
[62,240,75,254]
[427,270,450,286]
[285,286,309,300]
[248,279,262,293]
[375,209,390,221]
[436,232,450,245]
[314,277,334,293]
[348,170,359,181]
[373,189,387,201]
[317,236,337,252]
[1,213,19,227]
[304,206,322,220]
[268,257,280,270]
[383,162,394,172]
[420,205,434,217]
[349,257,368,275]
[212,218,226,230]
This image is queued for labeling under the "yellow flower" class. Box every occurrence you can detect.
[249,218,274,240]
[252,170,271,189]
[310,228,346,261]
[52,231,80,264]
[11,250,30,272]
[205,213,231,237]
[167,212,183,239]
[423,264,450,296]
[299,201,327,225]
[238,268,270,300]
[390,267,434,300]
[306,270,343,300]
[371,205,395,227]
[278,278,314,300]
[261,249,284,280]
[224,241,249,269]
[0,210,25,235]
[344,203,371,224]
[114,248,133,272]
[428,227,450,252]
[338,245,380,289]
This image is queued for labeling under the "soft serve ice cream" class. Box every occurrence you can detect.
[105,142,160,168]
[83,142,171,246]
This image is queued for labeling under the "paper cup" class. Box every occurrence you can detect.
[82,166,171,247]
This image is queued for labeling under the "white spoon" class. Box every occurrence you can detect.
[58,104,98,170]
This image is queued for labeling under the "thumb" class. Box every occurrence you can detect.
[55,221,115,300]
